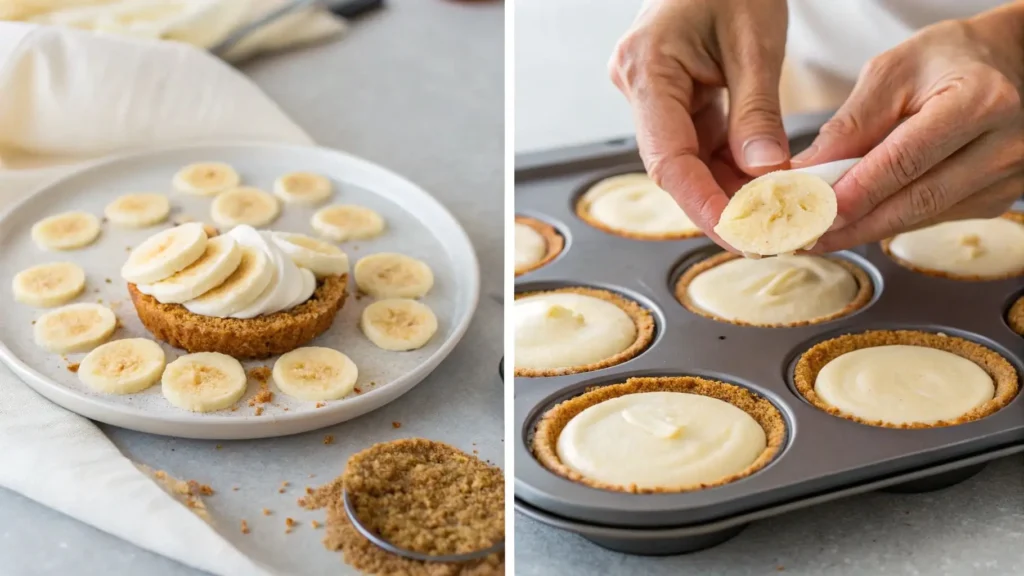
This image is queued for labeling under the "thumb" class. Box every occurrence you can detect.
[723,56,789,175]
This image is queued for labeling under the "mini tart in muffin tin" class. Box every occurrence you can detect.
[514,287,654,378]
[532,376,786,494]
[675,252,873,328]
[129,275,348,359]
[514,216,565,276]
[881,212,1024,281]
[794,330,1019,429]
[575,172,703,241]
[1008,295,1024,337]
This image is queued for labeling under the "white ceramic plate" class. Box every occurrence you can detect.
[0,142,479,439]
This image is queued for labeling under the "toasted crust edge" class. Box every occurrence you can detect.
[514,216,565,276]
[531,376,786,493]
[793,329,1019,429]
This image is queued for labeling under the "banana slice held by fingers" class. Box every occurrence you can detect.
[104,193,171,228]
[31,212,101,251]
[140,235,242,304]
[13,262,86,307]
[274,171,333,205]
[34,303,117,354]
[361,298,438,351]
[79,338,166,395]
[272,346,358,401]
[272,232,350,278]
[211,187,280,228]
[312,205,385,242]
[173,162,241,196]
[162,352,247,412]
[354,253,434,299]
[121,222,208,285]
[714,171,837,257]
[183,245,273,317]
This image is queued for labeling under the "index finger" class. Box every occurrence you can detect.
[629,74,731,236]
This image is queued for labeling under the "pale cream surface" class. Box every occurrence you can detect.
[584,173,699,235]
[686,255,859,324]
[556,392,767,489]
[888,218,1024,277]
[515,222,547,269]
[515,292,636,370]
[815,345,995,425]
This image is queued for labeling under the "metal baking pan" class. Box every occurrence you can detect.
[513,115,1024,554]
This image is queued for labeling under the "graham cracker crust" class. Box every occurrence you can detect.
[880,212,1024,281]
[674,252,874,328]
[532,376,786,494]
[513,286,655,378]
[1008,295,1024,336]
[515,216,564,276]
[129,274,348,359]
[575,173,704,241]
[793,330,1019,429]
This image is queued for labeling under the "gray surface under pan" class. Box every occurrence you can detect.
[512,112,1024,555]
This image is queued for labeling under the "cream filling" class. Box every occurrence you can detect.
[583,173,699,235]
[556,392,767,489]
[814,345,995,425]
[515,222,547,269]
[686,255,859,324]
[515,293,636,370]
[888,218,1024,277]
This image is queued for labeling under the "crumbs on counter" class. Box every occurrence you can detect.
[392,421,401,429]
[305,487,314,495]
[262,508,272,516]
[187,480,214,496]
[241,520,250,535]
[323,435,335,445]
[311,520,321,529]
[297,497,308,507]
[285,517,296,528]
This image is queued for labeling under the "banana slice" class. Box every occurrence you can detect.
[354,253,434,299]
[272,232,350,278]
[104,193,171,228]
[31,212,101,251]
[273,172,332,205]
[33,303,117,354]
[360,298,439,351]
[210,187,280,228]
[311,205,385,242]
[714,171,837,257]
[173,162,241,196]
[78,338,166,394]
[162,352,247,412]
[121,222,208,285]
[13,262,86,307]
[141,235,242,304]
[183,246,273,317]
[272,347,358,401]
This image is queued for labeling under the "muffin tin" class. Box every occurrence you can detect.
[513,112,1024,555]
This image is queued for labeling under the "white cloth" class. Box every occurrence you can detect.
[786,0,1006,81]
[0,23,316,576]
[1,0,346,62]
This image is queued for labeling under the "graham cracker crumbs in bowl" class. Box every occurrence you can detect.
[303,438,504,575]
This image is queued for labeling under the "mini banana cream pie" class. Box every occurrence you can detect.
[514,287,654,377]
[676,253,873,327]
[794,330,1019,428]
[576,173,702,240]
[882,212,1024,280]
[1008,295,1024,337]
[532,376,786,493]
[515,216,564,276]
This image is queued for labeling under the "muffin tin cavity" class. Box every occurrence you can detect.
[515,214,569,276]
[572,168,704,241]
[515,138,1024,552]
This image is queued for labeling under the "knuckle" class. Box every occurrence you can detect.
[982,74,1022,119]
[861,53,899,81]
[818,114,860,139]
[906,183,946,219]
[734,91,782,125]
[644,154,675,192]
[881,139,926,188]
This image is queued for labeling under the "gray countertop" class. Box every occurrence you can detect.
[0,2,504,575]
[514,0,1024,574]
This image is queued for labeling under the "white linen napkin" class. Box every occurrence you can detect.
[1,0,346,62]
[0,22,323,576]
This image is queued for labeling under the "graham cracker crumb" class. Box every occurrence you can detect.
[285,527,293,534]
[392,421,401,429]
[262,508,271,516]
[305,487,314,495]
[353,386,362,394]
[303,439,504,574]
[278,488,286,494]
[66,362,80,373]
[281,481,290,487]
[231,406,239,412]
[315,401,326,408]
[241,520,250,534]
[254,406,264,416]
[323,435,334,445]
[297,497,307,507]
[105,278,112,284]
[311,520,321,529]
[232,486,239,491]
[248,366,272,383]
[187,480,214,496]
[285,518,296,528]
[308,474,316,478]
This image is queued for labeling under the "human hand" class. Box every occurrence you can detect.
[795,3,1024,253]
[608,0,790,244]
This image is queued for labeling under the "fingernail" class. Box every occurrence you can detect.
[790,144,818,166]
[742,138,787,168]
[828,215,846,232]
